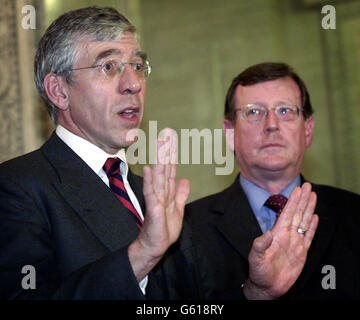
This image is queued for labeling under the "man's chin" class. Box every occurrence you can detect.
[258,158,290,172]
[120,128,142,147]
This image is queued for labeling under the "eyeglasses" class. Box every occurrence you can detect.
[62,59,152,80]
[234,103,301,122]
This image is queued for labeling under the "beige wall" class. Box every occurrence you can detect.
[140,0,360,201]
[1,0,359,202]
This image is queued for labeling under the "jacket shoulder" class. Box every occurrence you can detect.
[0,149,45,179]
[186,189,226,212]
[185,187,233,227]
[313,183,360,203]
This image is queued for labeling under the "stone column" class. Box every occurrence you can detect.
[0,0,52,163]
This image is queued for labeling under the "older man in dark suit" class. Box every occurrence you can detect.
[0,6,195,300]
[187,62,360,300]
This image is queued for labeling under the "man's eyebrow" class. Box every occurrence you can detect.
[135,50,147,61]
[93,49,122,65]
[93,49,148,65]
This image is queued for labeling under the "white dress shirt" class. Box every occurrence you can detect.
[55,125,148,294]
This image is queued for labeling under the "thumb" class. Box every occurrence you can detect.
[252,231,273,256]
[142,165,157,209]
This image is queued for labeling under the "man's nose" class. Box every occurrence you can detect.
[118,64,142,94]
[264,109,280,132]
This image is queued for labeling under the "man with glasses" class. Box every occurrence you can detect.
[187,62,360,299]
[0,6,196,299]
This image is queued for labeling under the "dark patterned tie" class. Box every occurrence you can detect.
[264,194,288,217]
[103,158,143,229]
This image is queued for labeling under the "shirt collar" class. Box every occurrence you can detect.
[240,174,301,212]
[55,125,128,176]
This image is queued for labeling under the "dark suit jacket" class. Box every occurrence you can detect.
[0,132,198,300]
[186,175,360,300]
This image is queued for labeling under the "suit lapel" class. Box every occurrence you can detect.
[213,176,263,261]
[41,132,140,252]
[128,168,145,214]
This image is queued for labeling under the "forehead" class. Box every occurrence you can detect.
[234,77,301,106]
[75,32,142,62]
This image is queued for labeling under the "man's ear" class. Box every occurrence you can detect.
[304,115,314,148]
[43,73,69,110]
[223,119,235,151]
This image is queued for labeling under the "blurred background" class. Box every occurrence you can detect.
[1,0,359,202]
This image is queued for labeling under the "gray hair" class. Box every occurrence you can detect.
[34,6,137,123]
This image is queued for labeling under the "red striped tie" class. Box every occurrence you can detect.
[103,158,143,229]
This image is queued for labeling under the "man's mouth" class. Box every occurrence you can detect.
[261,143,284,151]
[118,107,139,119]
[263,143,282,147]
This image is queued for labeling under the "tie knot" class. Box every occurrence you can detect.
[264,194,288,216]
[103,157,121,178]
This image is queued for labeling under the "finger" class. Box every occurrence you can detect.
[298,191,317,231]
[143,165,157,209]
[153,164,165,196]
[175,178,190,211]
[303,214,319,250]
[153,139,166,195]
[165,130,180,201]
[291,182,312,229]
[168,133,179,197]
[158,128,173,165]
[142,165,153,196]
[164,136,171,196]
[157,137,169,165]
[160,129,176,200]
[167,162,177,203]
[169,129,178,166]
[274,187,301,229]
